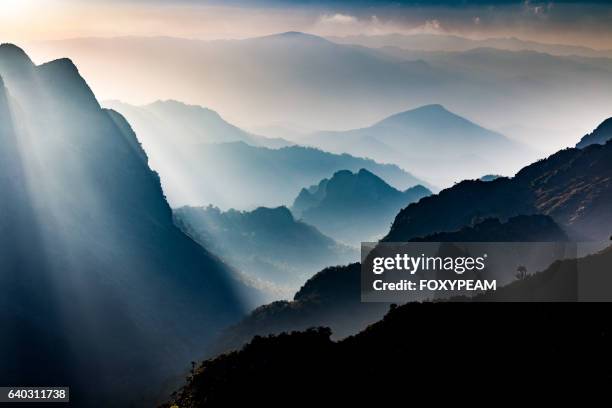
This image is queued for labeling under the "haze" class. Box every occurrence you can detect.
[4,0,612,156]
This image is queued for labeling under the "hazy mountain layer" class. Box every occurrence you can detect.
[292,169,431,245]
[174,205,357,300]
[28,33,612,153]
[105,99,290,148]
[330,33,612,58]
[101,99,425,209]
[0,44,249,406]
[128,136,423,209]
[300,104,534,186]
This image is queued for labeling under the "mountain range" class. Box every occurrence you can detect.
[292,169,431,245]
[299,104,535,186]
[92,99,426,209]
[28,32,612,151]
[0,44,251,406]
[174,205,357,300]
[201,121,612,361]
[105,99,290,148]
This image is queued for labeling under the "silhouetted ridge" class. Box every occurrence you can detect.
[576,117,612,148]
[386,139,612,242]
[412,215,568,242]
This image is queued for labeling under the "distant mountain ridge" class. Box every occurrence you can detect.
[329,33,612,58]
[300,104,535,186]
[106,99,291,148]
[292,169,431,245]
[105,99,426,209]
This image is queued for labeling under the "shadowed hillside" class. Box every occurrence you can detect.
[205,263,388,358]
[386,134,612,242]
[0,44,250,406]
[412,214,568,242]
[174,205,357,300]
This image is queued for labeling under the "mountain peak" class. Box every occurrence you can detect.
[0,43,33,64]
[255,31,330,43]
[0,43,35,76]
[413,103,447,112]
[375,104,463,127]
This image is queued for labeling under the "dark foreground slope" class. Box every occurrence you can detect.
[386,133,612,242]
[165,247,612,408]
[0,44,248,406]
[206,263,387,357]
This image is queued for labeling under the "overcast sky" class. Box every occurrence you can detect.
[2,1,612,49]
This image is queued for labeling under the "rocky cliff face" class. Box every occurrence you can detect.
[0,44,248,406]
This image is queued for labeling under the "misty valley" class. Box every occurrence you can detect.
[2,2,612,406]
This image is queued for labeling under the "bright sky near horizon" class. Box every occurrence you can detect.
[2,0,612,50]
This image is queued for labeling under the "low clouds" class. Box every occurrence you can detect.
[313,13,447,36]
[318,13,358,25]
